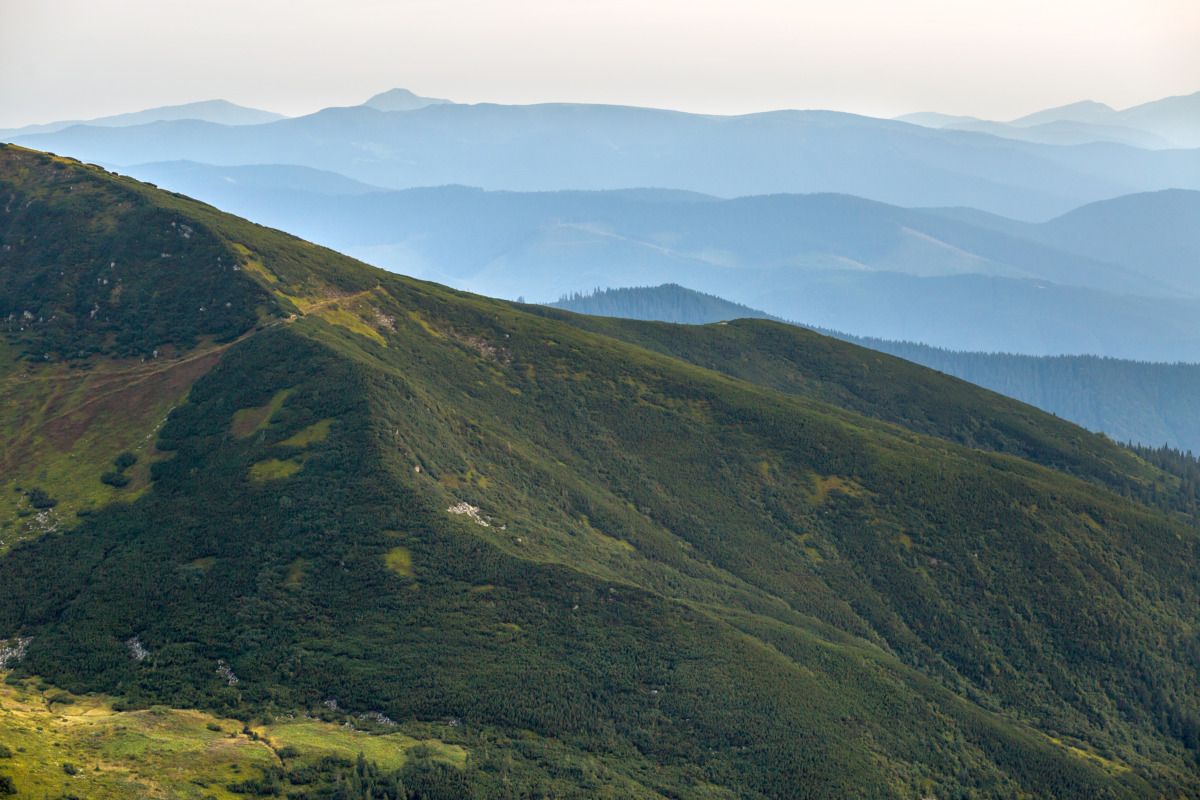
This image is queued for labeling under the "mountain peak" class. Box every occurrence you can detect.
[361,88,453,112]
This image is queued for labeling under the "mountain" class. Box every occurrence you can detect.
[1111,92,1200,148]
[362,88,454,111]
[901,92,1200,149]
[549,284,1200,453]
[893,111,983,127]
[1020,189,1200,295]
[552,284,787,325]
[944,119,1174,150]
[9,101,1200,220]
[95,171,1200,359]
[1009,100,1118,128]
[929,189,1200,296]
[0,99,287,138]
[4,144,1200,798]
[899,103,1176,149]
[108,176,1169,294]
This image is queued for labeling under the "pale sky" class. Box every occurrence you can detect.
[2,0,1198,128]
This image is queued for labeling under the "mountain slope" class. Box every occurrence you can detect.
[1111,91,1200,148]
[113,178,1168,296]
[553,284,787,325]
[531,295,1200,519]
[1010,100,1119,127]
[929,189,1200,297]
[548,284,1200,454]
[944,119,1174,150]
[1031,190,1200,295]
[2,145,1200,798]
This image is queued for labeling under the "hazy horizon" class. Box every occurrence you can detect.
[3,0,1197,129]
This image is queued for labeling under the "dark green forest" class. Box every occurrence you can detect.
[3,145,1200,799]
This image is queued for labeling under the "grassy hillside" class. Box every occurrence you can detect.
[3,145,1200,799]
[0,672,470,799]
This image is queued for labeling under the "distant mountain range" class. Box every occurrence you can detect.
[548,284,1200,454]
[0,99,288,138]
[96,165,1200,360]
[0,89,455,138]
[5,89,1197,361]
[897,91,1200,149]
[7,90,1200,220]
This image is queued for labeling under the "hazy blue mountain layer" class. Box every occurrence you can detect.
[929,189,1200,296]
[362,88,454,111]
[899,91,1200,149]
[9,100,1200,219]
[0,99,287,138]
[128,159,392,197]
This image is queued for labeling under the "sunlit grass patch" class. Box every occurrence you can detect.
[406,310,443,338]
[255,718,466,771]
[807,473,868,504]
[319,306,388,345]
[284,558,306,588]
[279,418,333,448]
[248,457,305,482]
[230,387,293,438]
[0,672,472,799]
[384,546,413,576]
[0,675,275,799]
[190,556,217,573]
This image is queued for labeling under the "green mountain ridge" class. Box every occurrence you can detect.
[549,283,1200,455]
[2,145,1200,799]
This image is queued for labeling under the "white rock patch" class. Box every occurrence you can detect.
[216,659,240,686]
[0,637,32,668]
[127,636,150,661]
[448,502,490,527]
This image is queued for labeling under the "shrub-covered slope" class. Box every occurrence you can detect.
[547,283,1200,456]
[2,145,1200,799]
[527,303,1200,523]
